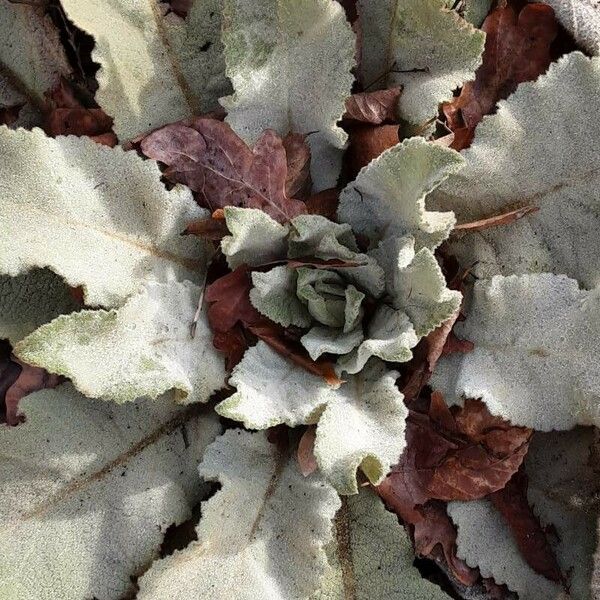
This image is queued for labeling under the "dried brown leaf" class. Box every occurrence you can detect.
[283,133,312,199]
[343,87,402,124]
[297,426,318,477]
[454,205,539,232]
[345,123,399,177]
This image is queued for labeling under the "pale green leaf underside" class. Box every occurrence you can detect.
[16,281,225,405]
[433,52,600,289]
[301,326,364,361]
[138,429,341,600]
[432,274,600,430]
[217,341,336,428]
[315,360,407,495]
[358,0,485,124]
[449,428,598,600]
[221,0,355,190]
[222,207,288,269]
[0,270,78,344]
[0,385,222,600]
[61,0,229,139]
[0,127,206,307]
[338,137,463,250]
[0,1,70,127]
[313,489,451,599]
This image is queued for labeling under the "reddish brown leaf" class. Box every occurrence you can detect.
[304,188,339,220]
[297,426,318,476]
[345,124,399,176]
[205,266,262,333]
[413,502,479,586]
[343,88,402,124]
[0,104,24,126]
[286,257,365,269]
[168,0,192,17]
[139,119,307,223]
[184,216,229,241]
[490,469,563,583]
[283,133,312,199]
[378,393,532,513]
[44,79,116,146]
[454,205,539,232]
[213,326,249,371]
[443,4,558,150]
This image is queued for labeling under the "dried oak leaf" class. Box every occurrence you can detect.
[489,468,563,583]
[297,426,318,477]
[44,79,117,147]
[378,393,532,510]
[343,88,402,125]
[443,4,558,150]
[140,118,307,223]
[282,133,312,199]
[345,123,400,177]
[304,188,339,220]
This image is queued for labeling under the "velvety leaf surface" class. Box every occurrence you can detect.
[0,385,222,600]
[0,127,206,307]
[358,0,485,123]
[16,282,226,405]
[433,52,600,288]
[221,0,355,190]
[138,429,341,600]
[61,0,229,139]
[433,274,600,430]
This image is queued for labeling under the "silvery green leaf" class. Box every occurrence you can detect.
[137,429,341,600]
[338,137,463,249]
[358,0,485,124]
[0,1,71,127]
[0,127,206,307]
[449,428,598,600]
[289,215,385,296]
[222,207,289,269]
[338,305,419,375]
[432,274,600,430]
[315,360,407,495]
[373,236,462,336]
[250,266,312,328]
[0,270,78,345]
[535,1,599,55]
[61,0,229,139]
[15,281,225,405]
[220,0,355,190]
[312,489,452,599]
[445,0,492,26]
[301,326,364,361]
[216,341,338,428]
[0,384,222,600]
[433,52,600,288]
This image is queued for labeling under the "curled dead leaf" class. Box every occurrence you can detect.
[343,88,402,125]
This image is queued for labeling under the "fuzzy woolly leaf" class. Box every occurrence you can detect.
[15,281,225,404]
[432,274,600,430]
[313,489,452,599]
[433,52,600,288]
[449,428,598,599]
[138,429,341,600]
[61,0,228,139]
[222,207,288,269]
[358,0,485,124]
[537,0,600,55]
[217,341,337,427]
[301,326,364,361]
[338,305,419,375]
[0,127,205,307]
[373,236,462,336]
[0,1,70,127]
[0,385,222,600]
[315,361,407,495]
[250,266,312,328]
[221,0,355,190]
[338,138,463,249]
[0,270,78,344]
